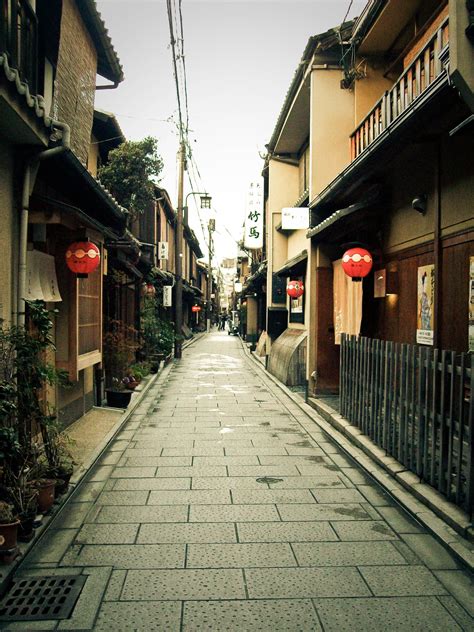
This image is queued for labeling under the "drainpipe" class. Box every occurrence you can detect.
[17,120,71,327]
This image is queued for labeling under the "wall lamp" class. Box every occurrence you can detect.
[412,194,427,215]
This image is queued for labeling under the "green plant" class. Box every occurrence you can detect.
[0,500,15,524]
[129,362,151,381]
[103,320,139,389]
[141,298,175,357]
[98,136,163,221]
[38,416,75,480]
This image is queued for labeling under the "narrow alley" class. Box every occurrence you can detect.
[3,332,472,631]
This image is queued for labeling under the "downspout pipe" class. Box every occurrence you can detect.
[17,121,71,327]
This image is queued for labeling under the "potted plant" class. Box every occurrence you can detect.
[38,415,75,496]
[2,453,39,542]
[141,302,175,371]
[103,320,139,408]
[0,501,19,553]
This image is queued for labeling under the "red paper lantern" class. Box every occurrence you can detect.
[286,280,304,299]
[65,242,100,275]
[191,305,201,313]
[342,247,373,281]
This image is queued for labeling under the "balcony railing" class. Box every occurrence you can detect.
[0,0,38,92]
[350,17,449,161]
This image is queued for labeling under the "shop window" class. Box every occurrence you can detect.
[289,275,305,324]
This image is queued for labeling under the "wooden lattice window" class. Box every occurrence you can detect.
[78,273,101,356]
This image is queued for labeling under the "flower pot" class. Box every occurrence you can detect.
[124,380,139,391]
[105,389,132,408]
[18,512,36,542]
[35,479,56,513]
[0,519,19,552]
[55,470,73,497]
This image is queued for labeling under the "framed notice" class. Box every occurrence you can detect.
[469,256,474,352]
[416,264,434,345]
[163,285,172,307]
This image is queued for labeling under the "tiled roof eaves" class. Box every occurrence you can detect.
[78,0,124,83]
[0,53,53,131]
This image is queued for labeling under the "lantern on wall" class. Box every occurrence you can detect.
[286,280,304,299]
[191,305,201,313]
[143,283,156,297]
[65,241,100,276]
[342,247,373,281]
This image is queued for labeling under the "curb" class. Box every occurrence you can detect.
[0,362,171,592]
[241,341,474,572]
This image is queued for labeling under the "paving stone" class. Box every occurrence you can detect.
[65,544,185,569]
[246,567,371,598]
[331,520,398,540]
[148,489,231,505]
[60,567,112,630]
[237,521,338,543]
[357,484,395,506]
[278,503,371,521]
[434,570,474,617]
[192,455,260,465]
[360,565,448,596]
[162,446,225,456]
[155,465,228,477]
[95,490,149,505]
[121,569,246,600]
[187,543,297,568]
[52,502,94,528]
[339,467,373,484]
[94,600,182,631]
[224,446,290,456]
[438,595,474,630]
[228,465,301,477]
[75,523,139,544]
[192,476,267,489]
[190,504,280,522]
[293,541,406,566]
[138,522,237,544]
[311,488,366,504]
[98,451,123,465]
[182,599,322,631]
[110,466,157,477]
[125,455,193,466]
[266,475,345,489]
[94,505,188,523]
[231,489,315,504]
[314,596,461,631]
[113,477,191,490]
[72,481,106,502]
[86,465,115,482]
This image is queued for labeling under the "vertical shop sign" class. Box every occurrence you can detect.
[243,181,263,249]
[469,256,474,352]
[416,264,435,345]
[163,285,172,307]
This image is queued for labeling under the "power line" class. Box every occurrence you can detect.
[166,0,185,140]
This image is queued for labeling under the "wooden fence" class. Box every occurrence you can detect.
[340,334,474,516]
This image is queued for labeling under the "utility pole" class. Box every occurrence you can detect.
[207,218,215,333]
[174,141,186,358]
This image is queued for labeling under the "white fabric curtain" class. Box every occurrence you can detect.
[332,259,362,344]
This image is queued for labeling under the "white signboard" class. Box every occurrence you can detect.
[243,180,263,250]
[282,207,309,230]
[26,250,62,302]
[158,241,169,260]
[163,285,172,307]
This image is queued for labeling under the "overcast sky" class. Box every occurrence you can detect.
[96,0,365,261]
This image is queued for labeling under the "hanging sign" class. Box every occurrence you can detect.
[191,305,201,313]
[417,264,434,346]
[469,256,474,352]
[158,242,169,260]
[26,250,62,302]
[281,207,309,230]
[163,285,172,307]
[243,180,263,249]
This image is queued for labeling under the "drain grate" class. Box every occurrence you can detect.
[0,575,86,621]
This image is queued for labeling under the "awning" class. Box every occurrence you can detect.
[275,250,307,278]
[307,201,370,241]
[26,250,62,302]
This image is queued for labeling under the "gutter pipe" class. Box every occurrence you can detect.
[17,121,71,327]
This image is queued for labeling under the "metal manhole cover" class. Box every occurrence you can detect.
[0,575,86,621]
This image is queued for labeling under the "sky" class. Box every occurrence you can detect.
[95,0,365,262]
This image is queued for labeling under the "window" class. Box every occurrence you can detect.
[289,274,305,324]
[78,273,101,356]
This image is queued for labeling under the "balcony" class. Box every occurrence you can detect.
[0,0,38,93]
[350,17,449,162]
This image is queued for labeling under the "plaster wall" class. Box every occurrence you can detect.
[310,70,354,196]
[449,0,474,111]
[353,63,393,127]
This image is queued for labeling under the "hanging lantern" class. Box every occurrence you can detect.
[342,247,373,281]
[286,280,304,299]
[65,241,100,276]
[191,305,201,313]
[143,283,156,297]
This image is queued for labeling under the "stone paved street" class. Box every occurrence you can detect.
[7,332,474,631]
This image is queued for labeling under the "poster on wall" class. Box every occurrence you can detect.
[469,256,474,352]
[416,264,434,345]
